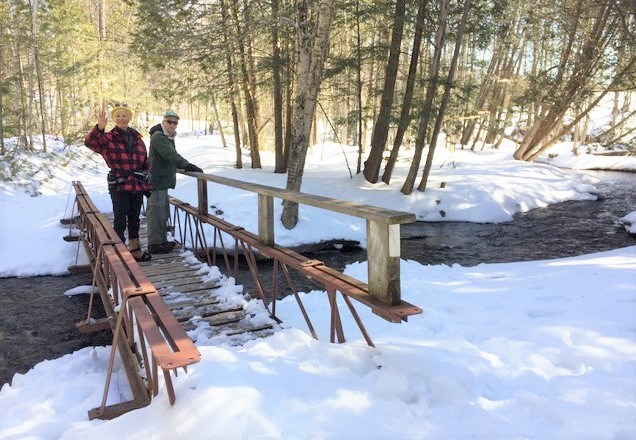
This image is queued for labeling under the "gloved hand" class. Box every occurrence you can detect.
[185,163,203,173]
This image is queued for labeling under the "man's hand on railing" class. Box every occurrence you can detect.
[185,163,203,173]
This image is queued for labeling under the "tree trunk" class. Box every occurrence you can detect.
[382,0,427,184]
[281,0,335,229]
[211,94,227,148]
[271,0,285,173]
[516,0,614,160]
[284,39,294,171]
[219,0,242,168]
[9,0,29,149]
[602,123,636,148]
[355,0,363,174]
[0,32,5,155]
[525,56,635,161]
[595,106,636,145]
[401,0,448,195]
[362,0,406,183]
[229,0,261,168]
[242,0,261,141]
[98,0,105,109]
[29,0,46,151]
[417,0,471,191]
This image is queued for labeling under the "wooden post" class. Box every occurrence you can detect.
[366,221,401,305]
[197,178,208,216]
[258,194,274,245]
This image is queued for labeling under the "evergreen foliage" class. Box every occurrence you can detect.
[0,0,633,179]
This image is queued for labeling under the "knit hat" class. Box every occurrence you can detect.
[111,104,133,119]
[163,110,180,120]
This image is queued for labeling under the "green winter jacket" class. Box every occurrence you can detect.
[149,124,190,190]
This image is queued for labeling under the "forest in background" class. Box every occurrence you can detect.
[1,0,634,212]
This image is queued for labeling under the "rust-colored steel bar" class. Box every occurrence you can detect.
[239,241,271,312]
[172,207,183,245]
[215,228,232,274]
[197,218,205,251]
[272,260,279,312]
[152,356,159,398]
[135,318,153,394]
[281,263,317,339]
[327,288,345,344]
[163,369,177,405]
[341,294,375,348]
[95,287,131,417]
[193,218,203,253]
[233,237,239,278]
[195,218,213,266]
[181,211,201,253]
[212,227,218,267]
[187,212,196,251]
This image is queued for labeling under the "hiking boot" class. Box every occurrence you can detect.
[148,241,176,254]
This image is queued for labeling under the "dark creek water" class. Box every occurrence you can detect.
[399,170,635,267]
[296,170,635,270]
[0,170,634,386]
[0,273,112,386]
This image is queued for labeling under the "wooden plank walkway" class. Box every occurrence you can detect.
[125,215,275,341]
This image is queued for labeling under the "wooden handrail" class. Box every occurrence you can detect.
[188,172,415,224]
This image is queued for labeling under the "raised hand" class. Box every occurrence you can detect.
[95,109,107,130]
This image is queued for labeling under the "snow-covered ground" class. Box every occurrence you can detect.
[0,131,635,439]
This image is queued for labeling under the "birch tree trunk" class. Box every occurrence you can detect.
[281,0,335,229]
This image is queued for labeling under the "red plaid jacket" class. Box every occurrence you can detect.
[84,125,152,193]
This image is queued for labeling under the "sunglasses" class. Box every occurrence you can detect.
[113,102,129,108]
[164,120,179,125]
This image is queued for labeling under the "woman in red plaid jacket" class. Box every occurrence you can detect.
[84,104,152,261]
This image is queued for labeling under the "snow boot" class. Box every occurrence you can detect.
[128,238,151,262]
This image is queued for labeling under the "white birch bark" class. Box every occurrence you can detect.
[282,0,335,229]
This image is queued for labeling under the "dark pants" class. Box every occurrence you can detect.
[110,190,143,242]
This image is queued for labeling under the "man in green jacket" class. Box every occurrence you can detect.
[147,110,203,254]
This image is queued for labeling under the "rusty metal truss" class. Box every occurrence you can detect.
[168,196,422,348]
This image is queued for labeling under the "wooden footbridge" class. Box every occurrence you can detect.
[63,172,422,420]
